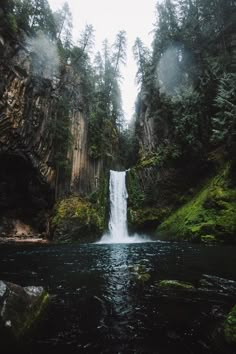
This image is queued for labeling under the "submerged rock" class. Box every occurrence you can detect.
[224,305,236,344]
[0,280,49,342]
[199,274,236,297]
[159,280,195,290]
[129,264,151,283]
[201,235,217,243]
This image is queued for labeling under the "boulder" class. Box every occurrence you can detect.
[0,280,49,343]
[159,280,195,290]
[224,305,236,344]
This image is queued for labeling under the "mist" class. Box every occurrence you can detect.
[157,45,192,96]
[27,33,60,80]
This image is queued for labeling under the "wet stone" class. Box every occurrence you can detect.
[0,280,7,297]
[0,280,49,346]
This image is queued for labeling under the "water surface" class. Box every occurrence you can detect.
[0,241,236,353]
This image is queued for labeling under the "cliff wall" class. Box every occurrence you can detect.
[0,30,103,236]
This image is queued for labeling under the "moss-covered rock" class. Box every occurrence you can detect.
[128,207,169,231]
[137,152,160,168]
[201,235,217,243]
[52,196,106,242]
[129,265,151,283]
[126,168,144,209]
[224,305,236,344]
[126,168,170,231]
[0,280,49,342]
[159,280,195,290]
[157,164,236,243]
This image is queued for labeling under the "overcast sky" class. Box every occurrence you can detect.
[48,0,157,121]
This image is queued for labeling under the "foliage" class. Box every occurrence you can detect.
[2,0,129,190]
[171,87,205,156]
[128,207,169,230]
[134,0,235,168]
[157,164,236,243]
[224,305,236,344]
[138,142,182,168]
[87,33,127,164]
[126,169,144,209]
[212,73,236,146]
[52,196,106,242]
[54,2,73,48]
[118,124,139,168]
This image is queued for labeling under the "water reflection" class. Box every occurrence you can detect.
[105,245,132,318]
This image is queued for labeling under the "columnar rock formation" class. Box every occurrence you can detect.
[70,110,103,196]
[0,30,102,235]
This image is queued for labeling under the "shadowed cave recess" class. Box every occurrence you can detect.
[0,154,54,237]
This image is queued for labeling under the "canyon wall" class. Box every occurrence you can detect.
[0,29,102,236]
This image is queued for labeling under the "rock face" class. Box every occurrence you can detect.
[70,110,103,196]
[157,164,236,243]
[126,159,210,232]
[0,280,49,347]
[0,35,56,211]
[0,31,57,183]
[0,28,104,237]
[0,30,59,235]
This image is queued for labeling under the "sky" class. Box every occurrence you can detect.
[48,0,157,121]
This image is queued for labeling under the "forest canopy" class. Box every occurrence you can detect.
[133,0,236,166]
[1,0,235,171]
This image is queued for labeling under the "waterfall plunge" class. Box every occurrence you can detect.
[98,170,150,244]
[108,170,129,242]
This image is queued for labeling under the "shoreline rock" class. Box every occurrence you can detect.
[0,280,49,348]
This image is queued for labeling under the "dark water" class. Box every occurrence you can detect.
[0,241,236,354]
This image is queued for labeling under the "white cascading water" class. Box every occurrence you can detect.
[98,170,149,244]
[108,170,129,242]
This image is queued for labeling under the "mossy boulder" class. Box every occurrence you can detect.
[201,235,217,243]
[157,164,236,243]
[159,280,195,290]
[224,305,236,344]
[0,280,49,344]
[129,265,151,283]
[52,197,106,242]
[137,153,159,168]
[128,207,169,231]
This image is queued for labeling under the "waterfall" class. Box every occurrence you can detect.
[98,170,150,244]
[108,170,129,242]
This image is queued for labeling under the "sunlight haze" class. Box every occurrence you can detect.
[48,0,157,121]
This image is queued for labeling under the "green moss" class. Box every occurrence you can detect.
[137,153,159,168]
[129,265,151,283]
[127,168,171,230]
[52,196,106,242]
[7,14,18,33]
[11,291,50,339]
[52,197,99,227]
[127,169,144,209]
[224,305,236,344]
[96,172,109,229]
[157,164,236,243]
[159,280,195,290]
[128,207,169,229]
[200,235,217,243]
[19,292,49,338]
